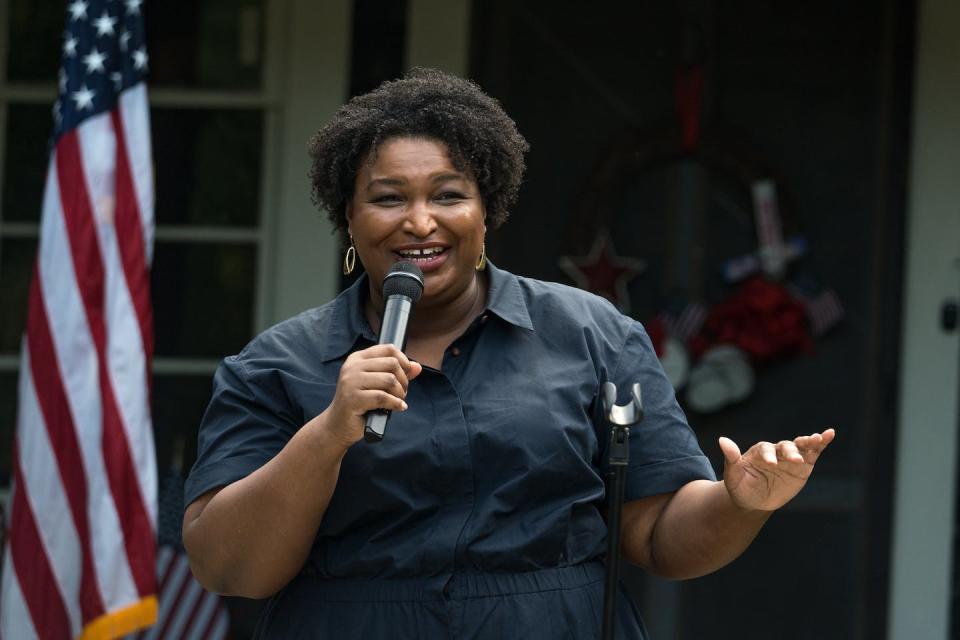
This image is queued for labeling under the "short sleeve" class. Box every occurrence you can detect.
[605,322,716,500]
[184,355,302,506]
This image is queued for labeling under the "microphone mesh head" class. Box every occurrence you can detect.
[383,262,424,302]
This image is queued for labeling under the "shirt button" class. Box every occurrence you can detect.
[451,347,461,357]
[480,315,489,324]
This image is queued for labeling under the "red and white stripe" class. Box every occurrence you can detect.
[751,179,784,249]
[751,179,787,278]
[1,82,157,636]
[787,284,845,337]
[125,547,229,640]
[805,288,845,337]
[665,302,707,342]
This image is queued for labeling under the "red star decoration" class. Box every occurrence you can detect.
[559,230,646,313]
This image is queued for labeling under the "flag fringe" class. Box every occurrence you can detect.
[79,595,157,640]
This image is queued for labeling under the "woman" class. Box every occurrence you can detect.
[183,68,834,638]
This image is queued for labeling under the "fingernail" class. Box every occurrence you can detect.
[401,401,408,411]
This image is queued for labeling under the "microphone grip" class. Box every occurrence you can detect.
[363,295,413,443]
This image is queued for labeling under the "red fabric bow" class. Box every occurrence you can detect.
[690,277,813,365]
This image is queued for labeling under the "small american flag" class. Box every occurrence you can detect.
[788,281,845,337]
[124,471,231,640]
[1,1,158,637]
[664,302,708,342]
[802,288,845,337]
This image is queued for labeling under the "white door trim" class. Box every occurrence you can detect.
[889,0,960,637]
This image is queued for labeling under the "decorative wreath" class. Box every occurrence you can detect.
[560,77,843,414]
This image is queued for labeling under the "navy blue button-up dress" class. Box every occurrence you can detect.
[185,263,715,638]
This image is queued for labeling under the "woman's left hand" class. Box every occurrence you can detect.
[719,429,836,512]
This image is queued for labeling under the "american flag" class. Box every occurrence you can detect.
[788,283,845,337]
[662,302,707,343]
[1,1,159,637]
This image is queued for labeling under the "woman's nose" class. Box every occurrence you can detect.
[403,199,438,237]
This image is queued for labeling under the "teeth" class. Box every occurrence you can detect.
[398,247,444,258]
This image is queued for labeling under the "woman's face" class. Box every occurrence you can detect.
[347,136,486,308]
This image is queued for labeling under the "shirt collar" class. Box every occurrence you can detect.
[483,261,535,331]
[319,274,377,363]
[318,260,534,363]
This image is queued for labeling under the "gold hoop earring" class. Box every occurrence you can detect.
[342,236,356,275]
[476,243,487,271]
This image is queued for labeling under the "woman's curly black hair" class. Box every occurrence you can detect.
[307,68,529,231]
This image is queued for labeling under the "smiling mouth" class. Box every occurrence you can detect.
[395,247,448,262]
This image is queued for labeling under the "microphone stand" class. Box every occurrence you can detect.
[600,382,643,640]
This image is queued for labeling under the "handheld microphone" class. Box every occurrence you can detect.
[364,261,424,443]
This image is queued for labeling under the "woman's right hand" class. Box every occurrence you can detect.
[185,344,421,598]
[321,344,423,448]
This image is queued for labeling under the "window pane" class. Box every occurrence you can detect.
[2,106,264,228]
[0,372,17,486]
[0,238,36,354]
[5,0,265,89]
[153,108,263,227]
[2,105,51,224]
[5,0,62,83]
[146,0,264,89]
[152,241,256,358]
[153,374,216,475]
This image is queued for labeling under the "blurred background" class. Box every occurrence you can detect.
[0,1,957,638]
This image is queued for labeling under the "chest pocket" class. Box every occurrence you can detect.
[457,338,602,485]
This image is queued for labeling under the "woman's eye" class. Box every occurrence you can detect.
[371,194,402,204]
[436,192,466,202]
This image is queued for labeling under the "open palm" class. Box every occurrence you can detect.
[720,429,836,512]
